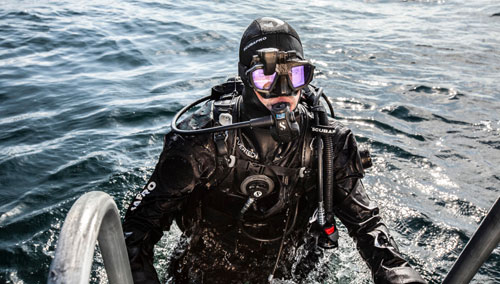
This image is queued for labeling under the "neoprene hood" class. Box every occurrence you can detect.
[238,17,304,119]
[239,17,303,68]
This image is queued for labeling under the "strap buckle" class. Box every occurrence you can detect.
[214,132,228,156]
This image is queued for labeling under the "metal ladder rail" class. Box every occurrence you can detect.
[443,197,500,284]
[47,191,133,284]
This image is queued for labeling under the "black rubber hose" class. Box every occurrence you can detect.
[171,95,273,134]
[317,136,324,206]
[318,110,334,215]
[321,92,335,118]
[171,89,333,135]
[237,200,300,243]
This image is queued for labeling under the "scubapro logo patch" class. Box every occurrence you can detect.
[130,181,157,211]
[311,126,335,134]
[243,36,267,52]
[279,121,286,131]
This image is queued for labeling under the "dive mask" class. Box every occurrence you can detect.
[246,48,315,98]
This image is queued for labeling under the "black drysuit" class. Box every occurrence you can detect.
[122,95,426,284]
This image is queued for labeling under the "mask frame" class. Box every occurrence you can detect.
[244,48,315,98]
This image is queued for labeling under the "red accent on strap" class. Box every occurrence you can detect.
[324,225,335,235]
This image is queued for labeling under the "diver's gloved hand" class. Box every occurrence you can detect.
[124,230,162,284]
[374,262,427,284]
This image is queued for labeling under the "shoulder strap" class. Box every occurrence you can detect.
[210,79,242,169]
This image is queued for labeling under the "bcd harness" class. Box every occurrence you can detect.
[204,78,337,246]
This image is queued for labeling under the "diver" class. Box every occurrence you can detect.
[122,17,426,284]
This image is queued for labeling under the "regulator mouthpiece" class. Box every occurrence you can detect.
[270,102,300,143]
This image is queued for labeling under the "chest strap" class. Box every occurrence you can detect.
[235,159,311,178]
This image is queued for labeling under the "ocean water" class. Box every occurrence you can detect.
[0,0,499,283]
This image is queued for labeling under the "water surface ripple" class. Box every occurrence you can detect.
[1,0,499,283]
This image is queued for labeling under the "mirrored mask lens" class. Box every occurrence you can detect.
[252,69,276,90]
[289,65,305,88]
